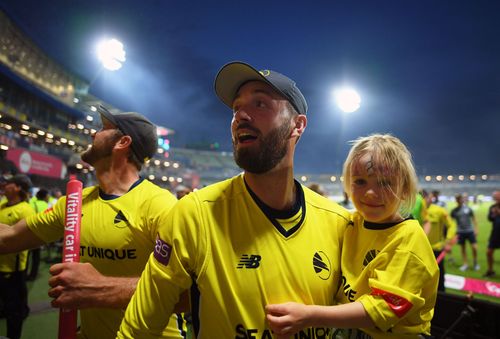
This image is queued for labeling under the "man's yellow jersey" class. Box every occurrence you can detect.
[0,201,35,272]
[426,203,455,251]
[336,212,439,339]
[119,174,351,338]
[26,179,185,339]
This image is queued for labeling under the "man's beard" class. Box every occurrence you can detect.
[233,121,291,174]
[80,134,119,166]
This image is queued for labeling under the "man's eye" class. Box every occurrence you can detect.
[256,100,266,108]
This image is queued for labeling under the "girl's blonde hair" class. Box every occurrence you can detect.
[342,133,418,217]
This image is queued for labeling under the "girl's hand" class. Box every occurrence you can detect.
[265,302,311,337]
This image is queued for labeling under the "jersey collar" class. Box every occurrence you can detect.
[244,178,306,238]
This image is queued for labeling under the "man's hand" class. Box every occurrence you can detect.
[48,262,105,309]
[48,262,139,309]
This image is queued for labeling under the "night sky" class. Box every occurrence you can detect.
[1,0,499,175]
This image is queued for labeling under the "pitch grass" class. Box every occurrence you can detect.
[443,201,500,304]
[1,201,498,337]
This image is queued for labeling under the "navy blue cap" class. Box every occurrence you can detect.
[97,106,158,163]
[214,61,308,115]
[5,174,32,192]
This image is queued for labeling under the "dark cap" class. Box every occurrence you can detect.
[214,61,308,115]
[5,174,32,192]
[97,106,158,163]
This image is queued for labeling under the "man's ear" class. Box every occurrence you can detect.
[291,114,307,138]
[114,135,133,151]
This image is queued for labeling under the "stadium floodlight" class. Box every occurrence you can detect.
[96,38,126,71]
[333,87,361,113]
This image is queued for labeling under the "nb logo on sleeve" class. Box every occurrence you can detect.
[237,254,261,269]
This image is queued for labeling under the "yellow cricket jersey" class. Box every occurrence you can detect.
[426,204,455,251]
[25,179,186,339]
[118,174,351,338]
[0,200,35,272]
[336,212,438,339]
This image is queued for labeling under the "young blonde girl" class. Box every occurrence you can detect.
[266,134,439,339]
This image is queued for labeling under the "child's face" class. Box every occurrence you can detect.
[350,153,402,223]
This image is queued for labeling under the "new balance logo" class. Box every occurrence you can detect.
[237,254,261,269]
[363,249,379,267]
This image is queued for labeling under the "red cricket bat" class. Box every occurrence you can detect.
[58,175,83,339]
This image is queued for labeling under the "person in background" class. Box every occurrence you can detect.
[431,190,446,208]
[484,190,500,278]
[0,177,5,204]
[307,183,325,196]
[423,190,456,291]
[411,189,428,227]
[451,193,480,271]
[339,191,354,210]
[48,188,62,209]
[0,174,35,339]
[175,185,192,200]
[266,134,438,339]
[45,188,63,263]
[25,188,50,281]
[118,61,351,338]
[0,107,186,339]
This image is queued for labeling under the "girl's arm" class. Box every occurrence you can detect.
[266,301,374,337]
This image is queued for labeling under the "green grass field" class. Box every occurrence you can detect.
[1,201,498,338]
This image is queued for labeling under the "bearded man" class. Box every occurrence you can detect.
[118,62,351,338]
[0,108,186,339]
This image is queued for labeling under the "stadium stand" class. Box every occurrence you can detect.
[0,5,498,196]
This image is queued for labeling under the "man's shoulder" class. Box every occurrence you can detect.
[132,179,177,209]
[191,175,243,203]
[303,186,351,222]
[82,185,99,199]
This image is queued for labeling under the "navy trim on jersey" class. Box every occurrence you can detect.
[245,179,306,238]
[190,280,200,338]
[364,217,411,230]
[99,177,144,200]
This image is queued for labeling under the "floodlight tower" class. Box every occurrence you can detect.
[333,87,361,113]
[96,38,126,71]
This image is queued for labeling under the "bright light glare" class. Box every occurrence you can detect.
[97,38,126,71]
[334,88,361,113]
